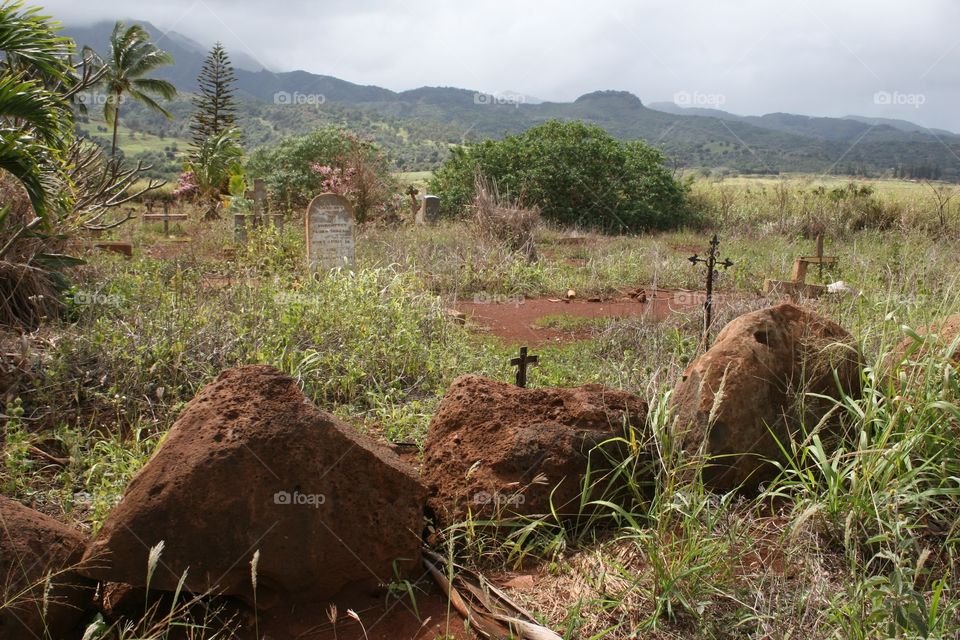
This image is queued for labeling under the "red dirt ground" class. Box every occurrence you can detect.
[253,582,476,640]
[456,288,712,346]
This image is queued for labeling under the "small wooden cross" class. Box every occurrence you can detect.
[510,346,538,388]
[142,207,188,236]
[791,234,837,283]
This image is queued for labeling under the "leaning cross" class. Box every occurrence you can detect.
[689,234,734,349]
[510,346,538,388]
[791,234,837,284]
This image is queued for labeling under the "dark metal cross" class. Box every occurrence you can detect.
[689,234,734,349]
[510,346,538,388]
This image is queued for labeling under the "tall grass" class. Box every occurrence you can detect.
[4,204,960,638]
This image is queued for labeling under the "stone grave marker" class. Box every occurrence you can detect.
[254,178,284,229]
[416,195,440,225]
[305,193,355,271]
[233,213,247,244]
[254,179,268,208]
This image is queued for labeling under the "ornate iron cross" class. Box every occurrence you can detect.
[689,234,734,349]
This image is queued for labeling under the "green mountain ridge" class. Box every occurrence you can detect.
[63,20,960,180]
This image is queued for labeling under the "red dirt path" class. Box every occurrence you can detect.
[456,289,709,346]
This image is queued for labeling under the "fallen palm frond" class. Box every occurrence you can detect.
[423,549,562,640]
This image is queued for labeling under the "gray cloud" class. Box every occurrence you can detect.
[42,0,960,130]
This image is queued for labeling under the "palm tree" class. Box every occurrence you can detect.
[87,21,176,157]
[186,127,244,218]
[0,1,74,219]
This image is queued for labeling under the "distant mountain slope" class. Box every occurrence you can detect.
[649,102,958,142]
[63,19,960,180]
[62,20,264,93]
[842,115,955,137]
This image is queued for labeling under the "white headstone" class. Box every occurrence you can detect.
[305,193,355,271]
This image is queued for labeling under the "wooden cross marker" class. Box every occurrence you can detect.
[510,346,538,388]
[142,204,188,236]
[688,234,734,349]
[791,234,837,284]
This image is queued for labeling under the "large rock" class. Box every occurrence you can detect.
[0,497,94,639]
[81,365,427,605]
[423,375,649,524]
[671,303,861,491]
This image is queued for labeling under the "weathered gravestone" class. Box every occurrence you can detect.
[233,212,247,244]
[416,194,440,225]
[254,178,267,209]
[306,193,355,271]
[254,178,283,229]
[235,180,282,243]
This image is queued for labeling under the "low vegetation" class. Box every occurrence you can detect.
[2,173,960,638]
[3,6,960,638]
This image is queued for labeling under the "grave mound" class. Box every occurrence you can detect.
[888,315,960,372]
[671,303,862,491]
[423,375,650,525]
[81,365,427,606]
[0,496,94,638]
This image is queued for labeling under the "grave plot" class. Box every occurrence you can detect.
[455,289,737,346]
[305,193,356,271]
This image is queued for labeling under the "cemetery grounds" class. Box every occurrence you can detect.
[4,175,960,638]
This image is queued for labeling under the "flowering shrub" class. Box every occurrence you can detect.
[172,170,198,199]
[247,128,400,223]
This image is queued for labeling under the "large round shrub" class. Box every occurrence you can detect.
[429,120,690,231]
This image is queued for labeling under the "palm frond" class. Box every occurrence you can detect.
[131,77,177,101]
[0,75,63,144]
[0,1,74,81]
[0,134,49,215]
[126,89,171,118]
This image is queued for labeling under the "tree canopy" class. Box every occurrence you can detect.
[189,42,237,152]
[429,120,691,231]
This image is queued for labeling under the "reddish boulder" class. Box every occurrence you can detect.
[81,365,426,605]
[0,496,94,639]
[423,375,649,524]
[888,315,960,372]
[671,303,862,491]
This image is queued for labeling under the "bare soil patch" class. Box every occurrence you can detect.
[456,288,709,346]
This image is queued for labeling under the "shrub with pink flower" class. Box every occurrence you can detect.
[309,164,360,196]
[172,170,198,199]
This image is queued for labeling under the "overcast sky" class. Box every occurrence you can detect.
[42,0,960,130]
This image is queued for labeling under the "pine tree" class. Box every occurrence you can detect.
[189,43,237,152]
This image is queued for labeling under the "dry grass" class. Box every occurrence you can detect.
[0,261,62,329]
[472,173,540,262]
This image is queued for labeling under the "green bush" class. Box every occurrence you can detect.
[428,120,690,232]
[246,128,352,205]
[245,127,399,221]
